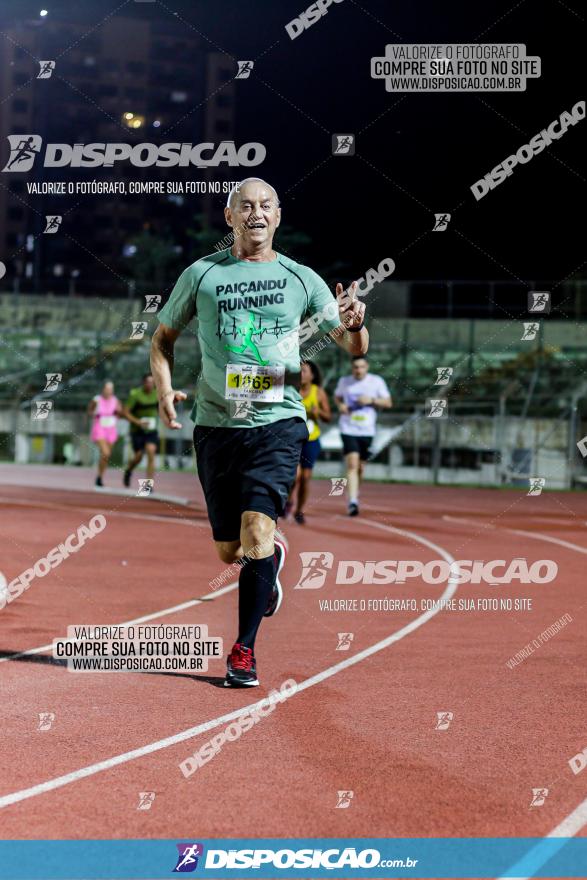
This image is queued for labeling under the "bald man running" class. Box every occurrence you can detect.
[151,178,369,687]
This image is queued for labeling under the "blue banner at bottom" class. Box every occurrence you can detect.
[0,838,585,879]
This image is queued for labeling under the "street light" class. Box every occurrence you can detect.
[122,112,145,129]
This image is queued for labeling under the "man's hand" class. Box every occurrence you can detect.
[338,402,350,415]
[336,281,366,330]
[158,389,187,430]
[357,395,373,406]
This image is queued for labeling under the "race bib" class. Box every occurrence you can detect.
[351,413,367,423]
[225,364,285,402]
[306,419,316,435]
[99,416,116,428]
[141,417,157,431]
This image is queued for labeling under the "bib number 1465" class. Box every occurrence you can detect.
[224,364,285,402]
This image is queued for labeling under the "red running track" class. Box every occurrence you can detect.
[0,465,586,867]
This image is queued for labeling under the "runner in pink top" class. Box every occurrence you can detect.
[88,381,122,487]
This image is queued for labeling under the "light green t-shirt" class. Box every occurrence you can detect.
[158,249,341,428]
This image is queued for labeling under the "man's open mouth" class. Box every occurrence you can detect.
[247,223,266,229]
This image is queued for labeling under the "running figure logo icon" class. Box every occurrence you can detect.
[521,322,539,341]
[173,843,204,872]
[336,632,354,651]
[433,213,451,231]
[293,551,334,589]
[528,477,545,496]
[33,400,53,420]
[530,788,549,807]
[44,215,62,234]
[335,790,354,809]
[427,398,447,418]
[230,400,255,419]
[44,373,62,391]
[130,321,148,340]
[2,134,42,172]
[143,294,161,313]
[137,479,154,497]
[137,791,156,810]
[435,711,453,730]
[224,312,269,365]
[38,712,55,731]
[236,60,254,79]
[435,367,453,385]
[329,477,347,496]
[332,134,355,155]
[528,291,551,313]
[37,60,55,79]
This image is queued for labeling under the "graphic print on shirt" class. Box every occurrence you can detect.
[223,312,270,366]
[215,275,290,367]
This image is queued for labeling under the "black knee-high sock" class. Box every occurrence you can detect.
[237,553,277,650]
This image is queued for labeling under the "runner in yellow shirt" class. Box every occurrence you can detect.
[287,360,331,525]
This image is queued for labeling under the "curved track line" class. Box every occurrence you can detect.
[0,520,459,810]
[499,796,587,880]
[444,512,587,872]
[444,515,587,554]
[0,495,201,527]
[0,500,237,664]
[0,528,289,665]
[507,528,587,556]
[0,580,239,665]
[443,514,496,529]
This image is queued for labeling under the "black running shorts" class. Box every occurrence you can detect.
[340,433,373,461]
[194,417,308,541]
[131,431,159,452]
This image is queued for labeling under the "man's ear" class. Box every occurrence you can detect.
[275,207,282,229]
[224,206,233,227]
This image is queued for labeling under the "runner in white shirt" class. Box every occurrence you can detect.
[335,356,392,516]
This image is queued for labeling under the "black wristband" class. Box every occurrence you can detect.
[347,322,364,333]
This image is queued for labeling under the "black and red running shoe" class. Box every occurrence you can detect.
[224,642,259,688]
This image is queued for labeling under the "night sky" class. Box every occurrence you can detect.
[1,0,584,284]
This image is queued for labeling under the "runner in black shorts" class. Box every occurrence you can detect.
[340,433,373,461]
[122,374,160,489]
[335,356,392,516]
[151,177,369,687]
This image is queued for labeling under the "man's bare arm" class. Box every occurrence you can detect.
[332,323,369,356]
[150,323,187,430]
[332,280,369,356]
[356,394,392,409]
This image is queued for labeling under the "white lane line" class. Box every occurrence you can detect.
[0,520,459,809]
[0,580,240,665]
[94,486,190,505]
[443,515,587,556]
[0,526,288,663]
[443,514,496,529]
[506,528,587,556]
[444,512,587,874]
[0,498,219,664]
[498,796,587,879]
[0,495,201,527]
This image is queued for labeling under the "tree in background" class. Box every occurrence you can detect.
[123,230,182,294]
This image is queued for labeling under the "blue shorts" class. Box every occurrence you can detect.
[300,438,321,469]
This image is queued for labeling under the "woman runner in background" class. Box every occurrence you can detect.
[286,360,331,524]
[88,380,122,487]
